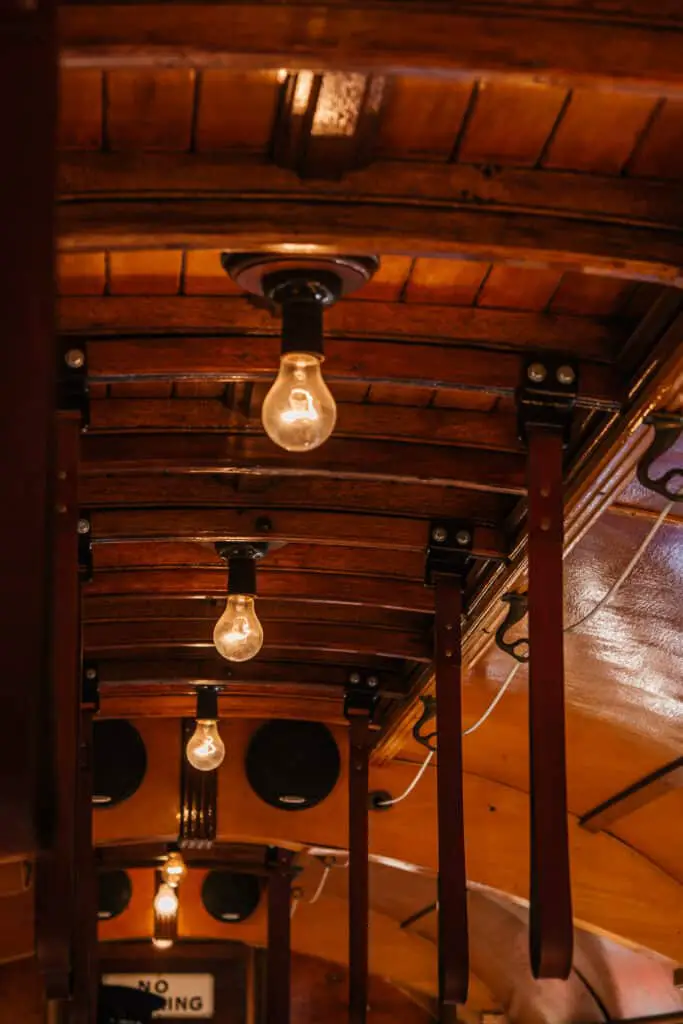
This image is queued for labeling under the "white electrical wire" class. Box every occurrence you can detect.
[374,495,677,810]
[307,865,331,905]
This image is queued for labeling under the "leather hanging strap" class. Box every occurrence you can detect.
[434,574,469,1018]
[266,847,294,1024]
[527,425,573,979]
[348,711,372,1024]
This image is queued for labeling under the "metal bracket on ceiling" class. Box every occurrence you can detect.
[82,662,99,713]
[77,512,93,584]
[343,672,380,721]
[517,357,579,447]
[412,695,437,752]
[495,592,529,664]
[425,519,474,587]
[59,344,90,429]
[636,412,683,503]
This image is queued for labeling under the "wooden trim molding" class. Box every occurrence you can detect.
[580,758,683,833]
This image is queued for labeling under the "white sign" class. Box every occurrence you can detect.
[103,974,214,1019]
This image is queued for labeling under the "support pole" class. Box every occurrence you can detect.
[433,573,469,1017]
[266,847,294,1024]
[348,711,372,1024]
[519,358,576,980]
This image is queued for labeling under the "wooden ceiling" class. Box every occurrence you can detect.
[41,3,683,1013]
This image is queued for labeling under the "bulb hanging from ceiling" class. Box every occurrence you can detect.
[220,254,379,452]
[160,849,188,889]
[153,880,179,950]
[186,686,226,772]
[213,544,266,663]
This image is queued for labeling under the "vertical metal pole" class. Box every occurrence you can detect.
[527,425,573,979]
[71,701,99,1024]
[266,847,293,1024]
[0,0,57,858]
[434,574,469,1019]
[348,713,371,1024]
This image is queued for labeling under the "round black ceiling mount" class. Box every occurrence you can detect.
[245,720,341,811]
[92,720,147,808]
[221,252,379,302]
[97,869,133,921]
[201,870,261,923]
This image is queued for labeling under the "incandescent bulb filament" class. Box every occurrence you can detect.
[186,719,226,772]
[153,883,179,918]
[213,593,263,663]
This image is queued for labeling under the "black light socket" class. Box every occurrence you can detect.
[227,555,257,597]
[196,686,220,721]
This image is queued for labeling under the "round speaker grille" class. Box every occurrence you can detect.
[93,720,147,807]
[98,869,132,920]
[201,871,261,923]
[245,720,340,810]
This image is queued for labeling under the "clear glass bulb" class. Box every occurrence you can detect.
[213,594,263,662]
[261,352,336,451]
[152,938,173,950]
[186,720,226,772]
[153,883,179,918]
[161,851,187,888]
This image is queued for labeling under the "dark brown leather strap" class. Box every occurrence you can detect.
[71,707,99,1023]
[348,711,371,1024]
[527,425,573,979]
[267,847,293,1024]
[434,574,469,1017]
[36,411,82,1000]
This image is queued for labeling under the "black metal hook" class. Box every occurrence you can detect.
[412,695,437,752]
[494,592,529,663]
[636,414,683,503]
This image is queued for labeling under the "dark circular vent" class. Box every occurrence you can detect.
[97,870,132,921]
[92,720,147,807]
[245,720,340,810]
[201,871,261,923]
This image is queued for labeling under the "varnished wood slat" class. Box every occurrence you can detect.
[83,595,431,634]
[91,540,427,581]
[58,154,683,233]
[579,758,683,833]
[86,568,435,613]
[90,397,522,452]
[80,473,509,523]
[58,3,683,94]
[87,507,507,558]
[99,687,345,722]
[83,618,432,661]
[57,199,683,284]
[61,296,621,360]
[457,81,567,167]
[82,336,621,410]
[81,434,528,495]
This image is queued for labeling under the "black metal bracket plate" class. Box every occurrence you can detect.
[412,695,437,752]
[344,679,380,721]
[82,662,99,712]
[425,519,474,587]
[636,412,683,502]
[78,512,93,583]
[58,343,89,427]
[517,357,579,447]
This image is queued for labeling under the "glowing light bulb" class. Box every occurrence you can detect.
[153,938,174,950]
[153,883,179,918]
[186,720,226,772]
[261,352,336,451]
[161,851,187,888]
[213,594,263,662]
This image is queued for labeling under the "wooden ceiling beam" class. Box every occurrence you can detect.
[90,398,522,453]
[80,473,509,523]
[62,298,620,361]
[87,507,507,559]
[87,568,435,614]
[59,154,683,234]
[57,199,683,284]
[98,686,345,722]
[83,618,432,662]
[81,336,620,409]
[81,434,528,495]
[58,3,683,94]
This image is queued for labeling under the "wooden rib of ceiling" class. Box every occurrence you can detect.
[373,296,683,761]
[58,3,683,95]
[58,156,683,234]
[57,200,683,284]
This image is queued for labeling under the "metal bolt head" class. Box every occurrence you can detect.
[455,529,471,546]
[349,671,361,685]
[527,362,547,383]
[556,364,576,385]
[431,526,448,544]
[367,676,378,688]
[65,348,85,370]
[77,518,90,535]
[85,668,97,681]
